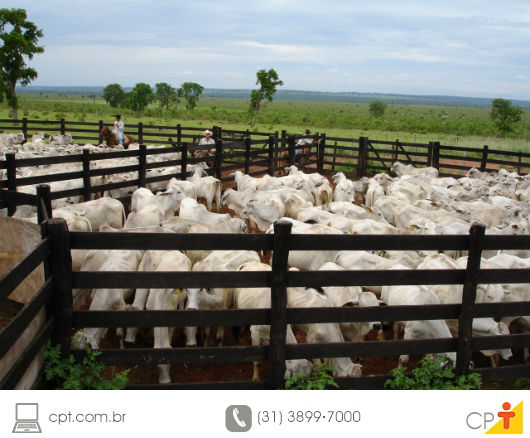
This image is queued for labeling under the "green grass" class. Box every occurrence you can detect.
[1,92,528,152]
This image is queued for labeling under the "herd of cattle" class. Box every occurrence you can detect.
[1,132,529,384]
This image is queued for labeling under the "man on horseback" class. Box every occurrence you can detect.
[113,114,124,146]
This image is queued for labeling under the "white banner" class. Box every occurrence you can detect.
[0,390,527,438]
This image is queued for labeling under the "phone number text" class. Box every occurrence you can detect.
[257,410,361,425]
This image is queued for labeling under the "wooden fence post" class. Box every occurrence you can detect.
[455,223,485,376]
[244,136,251,174]
[358,136,369,178]
[82,149,92,201]
[268,135,275,176]
[287,135,295,166]
[60,118,66,136]
[480,146,489,172]
[138,144,147,188]
[427,141,434,167]
[6,153,17,216]
[394,140,400,163]
[43,218,73,358]
[268,220,292,389]
[36,184,52,223]
[215,139,223,180]
[432,141,440,170]
[138,122,144,145]
[177,124,182,146]
[318,133,326,173]
[98,120,104,145]
[22,118,28,143]
[332,141,338,171]
[181,143,188,181]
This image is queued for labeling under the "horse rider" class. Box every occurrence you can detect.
[113,114,124,146]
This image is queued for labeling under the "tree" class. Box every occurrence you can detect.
[155,82,178,111]
[249,69,283,126]
[490,98,523,137]
[369,100,387,117]
[0,8,44,120]
[103,83,125,108]
[124,82,154,116]
[178,82,204,117]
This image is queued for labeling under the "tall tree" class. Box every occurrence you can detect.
[124,82,154,116]
[490,98,523,137]
[178,82,204,118]
[103,83,125,108]
[155,82,178,111]
[369,100,387,117]
[0,8,44,120]
[249,68,283,126]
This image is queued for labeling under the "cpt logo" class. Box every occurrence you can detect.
[466,401,523,434]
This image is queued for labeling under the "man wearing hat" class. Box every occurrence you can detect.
[113,114,124,146]
[195,129,216,158]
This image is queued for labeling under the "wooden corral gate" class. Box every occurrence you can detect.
[1,218,529,389]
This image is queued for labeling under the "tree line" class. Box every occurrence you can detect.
[0,7,525,137]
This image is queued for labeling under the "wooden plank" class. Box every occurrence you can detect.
[69,231,272,250]
[42,219,73,357]
[0,239,50,301]
[474,364,530,382]
[284,337,457,359]
[71,345,268,365]
[0,279,53,359]
[126,381,267,390]
[268,221,292,389]
[73,308,270,328]
[15,170,84,186]
[456,223,484,375]
[472,333,530,351]
[72,270,270,289]
[0,318,54,390]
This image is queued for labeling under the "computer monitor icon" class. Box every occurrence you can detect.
[12,403,42,433]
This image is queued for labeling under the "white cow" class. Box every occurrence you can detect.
[234,261,313,381]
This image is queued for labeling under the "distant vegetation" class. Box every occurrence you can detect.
[3,87,529,151]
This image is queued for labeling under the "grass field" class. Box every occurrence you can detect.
[1,92,528,152]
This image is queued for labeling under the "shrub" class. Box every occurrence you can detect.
[384,354,482,390]
[285,363,339,390]
[43,340,129,390]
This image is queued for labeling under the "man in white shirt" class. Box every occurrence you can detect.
[113,114,124,146]
[195,129,216,157]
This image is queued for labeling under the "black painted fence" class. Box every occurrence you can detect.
[1,219,528,389]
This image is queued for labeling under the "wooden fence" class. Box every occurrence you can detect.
[1,219,529,389]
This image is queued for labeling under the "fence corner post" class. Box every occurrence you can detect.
[244,136,251,174]
[138,144,147,188]
[358,136,368,178]
[36,184,52,223]
[318,133,326,173]
[480,145,489,172]
[42,218,73,358]
[181,143,188,181]
[268,135,275,176]
[455,222,485,376]
[215,139,223,180]
[268,220,292,389]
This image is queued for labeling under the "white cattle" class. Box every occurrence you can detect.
[267,218,343,271]
[231,170,284,192]
[234,261,313,381]
[125,204,164,228]
[381,284,456,368]
[145,251,192,384]
[65,197,125,231]
[391,162,439,179]
[332,172,355,203]
[188,168,222,210]
[130,186,183,220]
[287,284,363,378]
[71,249,143,349]
[185,250,261,347]
[161,215,246,234]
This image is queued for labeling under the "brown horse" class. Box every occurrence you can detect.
[100,125,135,149]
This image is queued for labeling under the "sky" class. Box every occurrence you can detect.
[5,0,530,100]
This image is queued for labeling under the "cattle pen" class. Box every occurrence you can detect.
[0,119,529,390]
[1,215,529,389]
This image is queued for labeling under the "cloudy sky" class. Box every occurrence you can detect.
[6,0,530,99]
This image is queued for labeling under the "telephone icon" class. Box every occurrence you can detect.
[225,405,252,432]
[232,408,246,428]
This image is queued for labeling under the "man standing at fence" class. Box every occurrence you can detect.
[196,129,216,157]
[113,114,124,146]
